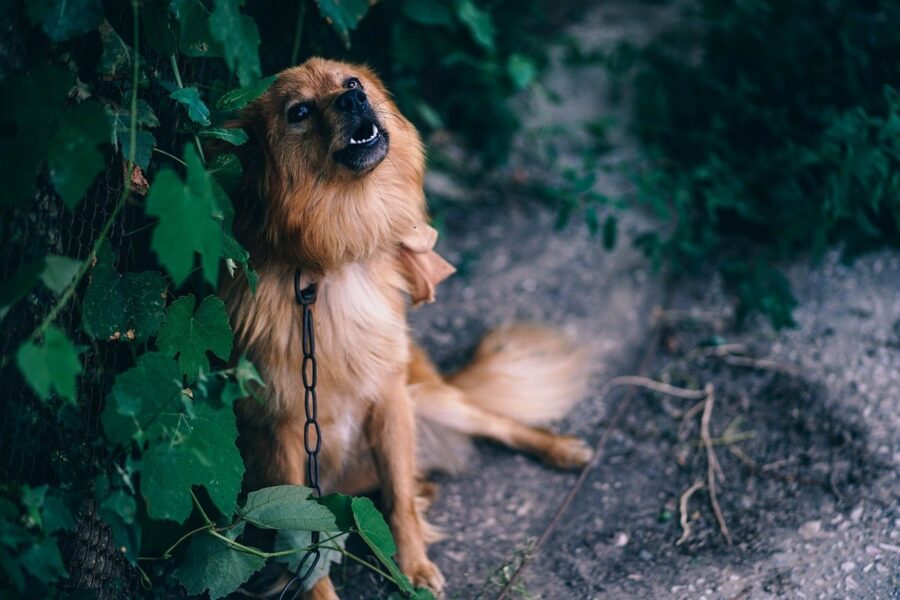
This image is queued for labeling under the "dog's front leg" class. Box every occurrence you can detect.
[367,372,446,595]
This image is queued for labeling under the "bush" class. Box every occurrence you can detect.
[625,0,900,327]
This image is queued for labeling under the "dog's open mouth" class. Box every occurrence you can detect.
[349,121,380,145]
[333,118,389,173]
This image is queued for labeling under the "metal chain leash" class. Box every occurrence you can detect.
[278,268,322,600]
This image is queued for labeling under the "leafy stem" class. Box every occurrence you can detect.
[169,54,207,165]
[21,0,142,345]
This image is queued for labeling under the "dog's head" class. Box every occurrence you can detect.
[235,58,426,270]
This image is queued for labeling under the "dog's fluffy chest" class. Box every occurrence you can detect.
[313,260,409,400]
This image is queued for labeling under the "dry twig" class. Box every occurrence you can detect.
[700,384,733,545]
[676,480,705,545]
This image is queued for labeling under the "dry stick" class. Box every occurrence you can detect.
[676,480,705,546]
[699,384,733,546]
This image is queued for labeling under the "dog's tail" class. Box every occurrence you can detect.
[447,324,588,425]
[412,324,591,475]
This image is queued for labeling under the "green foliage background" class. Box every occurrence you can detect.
[0,0,553,597]
[1,0,898,597]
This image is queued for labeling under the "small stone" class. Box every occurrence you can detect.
[840,561,856,573]
[799,520,823,539]
[845,575,858,591]
[613,532,629,547]
[639,550,652,561]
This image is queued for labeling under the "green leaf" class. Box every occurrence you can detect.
[39,255,81,295]
[208,153,243,193]
[455,0,495,52]
[507,53,537,90]
[215,74,276,112]
[351,497,414,594]
[240,486,339,531]
[403,0,453,26]
[584,206,599,236]
[0,67,109,208]
[174,533,265,599]
[198,127,249,145]
[170,87,212,126]
[145,144,223,286]
[111,99,159,170]
[0,259,45,319]
[143,0,177,56]
[602,215,617,250]
[157,294,233,381]
[117,128,157,170]
[16,326,81,404]
[99,490,137,525]
[315,0,371,48]
[82,244,167,342]
[46,101,110,208]
[173,0,224,57]
[275,529,346,586]
[209,0,262,87]
[20,537,65,580]
[97,20,131,79]
[101,352,185,445]
[220,356,265,406]
[26,0,103,41]
[41,491,75,534]
[140,400,244,523]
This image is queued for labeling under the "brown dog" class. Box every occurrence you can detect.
[219,58,592,599]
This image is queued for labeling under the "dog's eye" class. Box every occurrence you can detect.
[286,102,311,124]
[345,78,362,90]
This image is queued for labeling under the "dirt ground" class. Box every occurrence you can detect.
[331,2,899,598]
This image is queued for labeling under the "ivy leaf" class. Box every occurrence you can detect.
[40,255,81,295]
[46,101,110,207]
[456,0,495,52]
[198,127,249,146]
[602,215,618,250]
[351,497,414,594]
[209,0,262,87]
[170,87,212,126]
[275,529,346,586]
[173,0,224,57]
[216,74,276,112]
[157,294,233,381]
[240,486,338,531]
[41,491,75,534]
[403,0,454,26]
[101,352,185,446]
[174,533,265,599]
[208,153,243,193]
[0,67,109,208]
[26,0,104,41]
[507,53,537,90]
[82,244,167,342]
[111,99,159,170]
[0,259,45,319]
[20,537,65,581]
[143,0,177,56]
[140,400,244,523]
[315,0,371,48]
[145,144,223,286]
[16,326,82,404]
[98,20,131,79]
[220,356,265,406]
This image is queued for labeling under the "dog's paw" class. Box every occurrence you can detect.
[544,435,593,470]
[402,558,446,597]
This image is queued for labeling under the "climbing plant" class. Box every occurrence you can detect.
[0,0,542,596]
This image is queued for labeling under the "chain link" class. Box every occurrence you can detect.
[279,268,322,600]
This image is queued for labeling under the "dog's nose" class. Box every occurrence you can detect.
[336,89,368,115]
